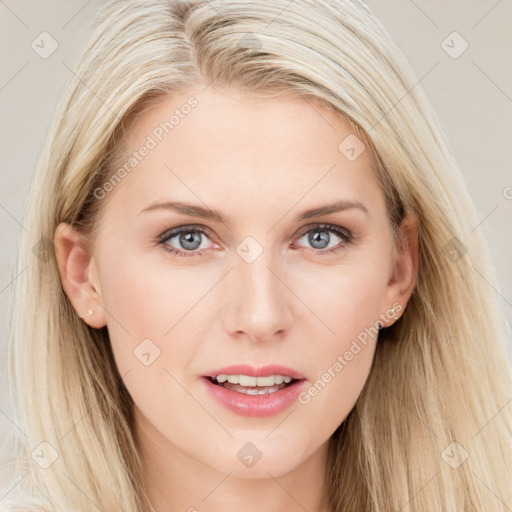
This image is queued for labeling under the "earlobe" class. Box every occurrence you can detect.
[53,222,107,328]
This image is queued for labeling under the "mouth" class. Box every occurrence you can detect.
[201,364,307,417]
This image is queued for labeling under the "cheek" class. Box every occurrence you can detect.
[98,251,212,338]
[296,321,378,443]
[292,255,387,432]
[98,252,220,400]
[296,251,388,342]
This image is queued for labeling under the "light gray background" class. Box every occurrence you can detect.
[1,0,511,494]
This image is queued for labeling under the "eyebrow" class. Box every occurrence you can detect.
[138,199,369,225]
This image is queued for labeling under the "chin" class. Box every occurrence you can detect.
[209,442,307,479]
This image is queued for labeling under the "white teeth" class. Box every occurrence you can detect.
[240,375,257,386]
[256,376,274,386]
[214,374,294,387]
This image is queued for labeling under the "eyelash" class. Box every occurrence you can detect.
[155,223,353,258]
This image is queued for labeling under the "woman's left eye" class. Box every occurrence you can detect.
[155,223,353,258]
[294,224,353,254]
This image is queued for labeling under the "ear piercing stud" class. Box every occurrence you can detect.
[87,309,94,316]
[378,304,402,330]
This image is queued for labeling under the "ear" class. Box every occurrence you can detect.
[381,207,419,327]
[53,222,107,329]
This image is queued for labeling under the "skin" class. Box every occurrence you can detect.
[54,86,418,512]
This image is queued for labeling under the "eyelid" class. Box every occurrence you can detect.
[294,222,352,240]
[155,223,216,243]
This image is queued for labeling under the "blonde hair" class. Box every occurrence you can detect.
[3,0,512,510]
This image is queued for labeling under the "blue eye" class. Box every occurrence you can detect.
[156,225,212,257]
[295,224,353,254]
[156,223,353,257]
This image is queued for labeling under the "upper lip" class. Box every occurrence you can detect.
[204,364,306,380]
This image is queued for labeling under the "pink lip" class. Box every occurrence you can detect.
[201,377,307,417]
[201,364,307,417]
[204,364,306,380]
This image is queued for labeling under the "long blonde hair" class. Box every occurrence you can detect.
[3,0,511,510]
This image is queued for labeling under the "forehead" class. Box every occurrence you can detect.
[107,87,382,217]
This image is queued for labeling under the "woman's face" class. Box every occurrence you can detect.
[56,86,416,482]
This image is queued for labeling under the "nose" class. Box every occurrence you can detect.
[222,252,294,343]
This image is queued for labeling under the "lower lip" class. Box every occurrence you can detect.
[201,377,307,417]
